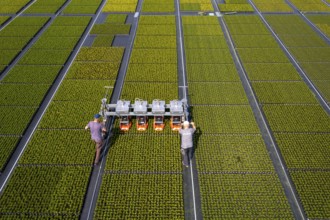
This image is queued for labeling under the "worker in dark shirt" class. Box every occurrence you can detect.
[179,121,196,167]
[85,114,106,165]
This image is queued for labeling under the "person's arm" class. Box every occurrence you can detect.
[101,123,107,132]
[85,122,90,130]
[191,122,196,130]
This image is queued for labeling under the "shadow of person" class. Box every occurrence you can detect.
[99,127,121,162]
[192,126,202,159]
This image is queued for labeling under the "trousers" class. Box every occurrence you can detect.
[94,141,103,164]
[181,147,193,166]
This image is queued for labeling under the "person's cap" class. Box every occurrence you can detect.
[94,114,101,119]
[183,121,189,126]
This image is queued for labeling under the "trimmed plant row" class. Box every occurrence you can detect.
[252,0,293,12]
[0,15,104,217]
[182,15,293,219]
[0,0,30,14]
[289,0,330,12]
[93,15,184,219]
[225,14,330,219]
[265,15,330,103]
[0,16,91,172]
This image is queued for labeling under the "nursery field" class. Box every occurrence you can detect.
[0,0,329,219]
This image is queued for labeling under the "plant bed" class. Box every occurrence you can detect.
[188,82,248,104]
[94,174,183,219]
[39,101,99,129]
[18,49,72,65]
[54,80,115,102]
[3,65,62,83]
[275,133,330,169]
[0,106,37,135]
[66,62,120,80]
[121,82,178,102]
[191,105,260,134]
[0,166,92,216]
[20,129,94,165]
[126,64,177,82]
[0,84,50,106]
[196,135,274,172]
[187,64,240,82]
[243,63,301,81]
[252,81,318,104]
[263,105,330,132]
[0,136,20,171]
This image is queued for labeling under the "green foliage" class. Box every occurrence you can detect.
[191,105,260,134]
[0,37,30,50]
[137,25,176,35]
[63,5,100,14]
[275,133,330,169]
[0,136,20,171]
[33,37,80,49]
[66,62,120,79]
[290,47,329,62]
[24,0,66,14]
[0,84,50,106]
[103,0,138,12]
[186,49,233,64]
[219,3,254,12]
[105,14,127,24]
[196,135,274,172]
[142,3,175,12]
[3,65,62,83]
[300,63,330,80]
[231,35,279,48]
[289,0,330,12]
[263,105,330,132]
[199,174,293,218]
[183,24,223,36]
[121,82,178,102]
[291,171,330,219]
[42,26,88,37]
[188,82,248,104]
[0,26,44,37]
[308,15,330,37]
[252,82,317,104]
[134,36,176,48]
[91,24,131,35]
[9,16,50,26]
[126,64,178,82]
[52,16,92,26]
[54,80,114,102]
[95,174,184,219]
[92,35,114,47]
[182,16,219,25]
[130,49,177,63]
[0,166,92,216]
[180,0,213,11]
[184,36,228,49]
[226,23,269,35]
[187,64,240,82]
[76,47,124,62]
[20,130,94,165]
[0,16,10,25]
[19,49,72,65]
[0,106,37,135]
[0,50,19,65]
[0,0,30,13]
[237,48,288,63]
[39,101,99,129]
[243,63,301,81]
[105,135,181,171]
[224,15,261,24]
[253,0,293,12]
[139,15,175,25]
